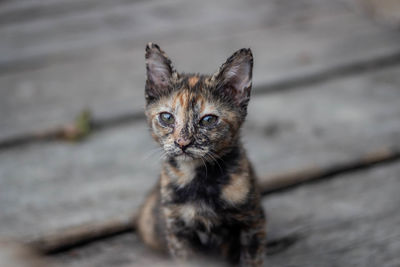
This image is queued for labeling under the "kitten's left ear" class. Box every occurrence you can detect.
[213,48,253,109]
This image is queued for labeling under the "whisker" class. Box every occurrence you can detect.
[200,156,208,178]
[142,146,163,161]
[159,153,166,161]
[209,149,224,161]
[205,153,222,173]
[207,151,224,174]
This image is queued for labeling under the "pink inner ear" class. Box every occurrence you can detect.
[225,61,252,93]
[147,53,171,87]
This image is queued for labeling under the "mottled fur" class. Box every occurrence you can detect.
[137,43,266,266]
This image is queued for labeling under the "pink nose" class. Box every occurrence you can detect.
[175,138,192,150]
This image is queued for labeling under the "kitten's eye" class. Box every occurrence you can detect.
[200,115,218,127]
[159,112,175,125]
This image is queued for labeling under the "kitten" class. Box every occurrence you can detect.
[137,43,266,267]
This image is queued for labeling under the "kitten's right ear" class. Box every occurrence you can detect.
[145,43,175,103]
[212,48,253,111]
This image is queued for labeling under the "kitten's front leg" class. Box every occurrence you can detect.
[239,212,266,267]
[164,207,194,260]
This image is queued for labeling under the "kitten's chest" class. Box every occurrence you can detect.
[171,187,239,234]
[175,203,219,230]
[167,164,230,208]
[162,154,243,228]
[174,203,238,248]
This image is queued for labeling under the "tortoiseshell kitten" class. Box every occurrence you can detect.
[137,43,266,267]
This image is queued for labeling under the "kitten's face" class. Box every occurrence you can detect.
[144,43,253,162]
[146,78,241,160]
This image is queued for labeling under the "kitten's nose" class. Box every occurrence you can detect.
[174,138,192,151]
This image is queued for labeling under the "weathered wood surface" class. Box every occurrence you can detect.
[348,0,400,27]
[0,240,47,267]
[1,0,400,265]
[49,161,400,267]
[1,0,400,140]
[29,146,400,254]
[264,162,400,267]
[244,66,400,176]
[1,66,400,241]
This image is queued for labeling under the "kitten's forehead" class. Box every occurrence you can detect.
[169,89,217,116]
[181,74,214,89]
[188,76,200,87]
[151,74,218,115]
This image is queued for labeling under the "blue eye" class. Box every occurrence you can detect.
[200,115,218,127]
[159,112,175,125]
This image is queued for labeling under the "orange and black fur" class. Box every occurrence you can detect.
[137,43,266,266]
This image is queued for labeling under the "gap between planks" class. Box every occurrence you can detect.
[1,50,400,151]
[27,146,400,255]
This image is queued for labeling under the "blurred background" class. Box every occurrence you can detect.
[1,0,400,266]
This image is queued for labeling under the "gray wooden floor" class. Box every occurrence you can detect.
[1,0,400,266]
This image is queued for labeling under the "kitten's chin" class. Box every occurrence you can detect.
[174,154,194,162]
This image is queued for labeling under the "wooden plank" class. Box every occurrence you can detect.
[0,0,343,65]
[29,147,400,254]
[244,66,400,176]
[1,0,400,140]
[50,161,400,266]
[264,161,400,267]
[346,0,400,27]
[0,240,47,267]
[1,66,400,241]
[0,0,142,26]
[0,123,156,239]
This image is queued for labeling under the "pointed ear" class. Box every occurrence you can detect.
[213,48,253,109]
[145,42,175,103]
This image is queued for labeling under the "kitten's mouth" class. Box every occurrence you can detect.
[174,153,194,161]
[165,146,205,161]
